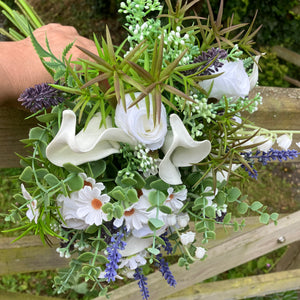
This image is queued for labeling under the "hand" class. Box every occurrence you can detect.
[0,23,98,107]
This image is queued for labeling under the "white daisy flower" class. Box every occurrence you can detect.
[76,186,110,226]
[113,189,152,231]
[21,184,39,223]
[79,173,105,191]
[165,187,187,212]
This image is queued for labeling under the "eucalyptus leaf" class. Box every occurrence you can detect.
[19,166,33,182]
[63,163,84,174]
[67,174,84,191]
[44,173,60,187]
[148,190,166,206]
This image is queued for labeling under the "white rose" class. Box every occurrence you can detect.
[115,93,167,150]
[277,134,292,151]
[199,60,250,100]
[180,231,195,245]
[195,247,206,259]
[177,213,190,228]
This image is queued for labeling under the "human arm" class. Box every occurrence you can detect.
[0,23,97,107]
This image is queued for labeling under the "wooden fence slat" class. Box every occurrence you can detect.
[0,217,262,276]
[0,236,69,275]
[161,269,300,300]
[0,107,36,168]
[105,210,300,300]
[271,46,300,68]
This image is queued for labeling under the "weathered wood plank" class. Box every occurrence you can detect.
[275,241,300,271]
[0,106,36,168]
[0,235,69,275]
[271,46,300,68]
[162,269,300,300]
[105,210,300,300]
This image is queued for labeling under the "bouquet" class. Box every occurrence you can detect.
[4,0,300,298]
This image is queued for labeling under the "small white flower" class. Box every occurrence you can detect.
[177,213,190,228]
[277,134,292,151]
[180,231,195,245]
[21,184,39,223]
[76,186,110,226]
[119,250,147,270]
[195,247,206,259]
[203,186,218,206]
[57,193,88,230]
[98,271,123,281]
[252,135,273,152]
[165,187,187,212]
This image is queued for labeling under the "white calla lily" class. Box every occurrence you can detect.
[46,110,136,166]
[159,114,211,185]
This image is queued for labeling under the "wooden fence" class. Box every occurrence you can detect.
[0,86,300,299]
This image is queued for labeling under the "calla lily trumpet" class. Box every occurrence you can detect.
[46,110,136,166]
[159,114,211,185]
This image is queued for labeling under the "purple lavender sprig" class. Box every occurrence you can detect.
[185,48,227,76]
[160,232,173,255]
[18,82,64,113]
[134,267,150,300]
[241,148,300,179]
[156,254,177,287]
[104,232,126,282]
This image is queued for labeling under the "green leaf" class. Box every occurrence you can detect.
[223,212,232,224]
[67,174,84,191]
[96,255,109,264]
[133,171,146,189]
[121,177,137,186]
[227,187,241,202]
[148,218,165,230]
[250,201,263,211]
[150,179,169,191]
[85,224,98,234]
[238,202,248,215]
[233,221,239,231]
[144,175,158,189]
[89,160,106,178]
[270,213,279,221]
[126,189,139,203]
[19,166,33,182]
[77,252,94,262]
[147,247,160,255]
[36,113,57,123]
[159,205,172,214]
[195,221,206,232]
[215,191,226,206]
[35,168,49,179]
[259,213,270,224]
[29,127,46,140]
[206,231,216,240]
[148,190,166,206]
[44,173,60,187]
[109,187,126,201]
[63,163,84,174]
[205,206,216,218]
[102,203,113,214]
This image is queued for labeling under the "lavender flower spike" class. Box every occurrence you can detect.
[156,254,177,287]
[104,232,126,282]
[18,82,64,112]
[134,267,150,300]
